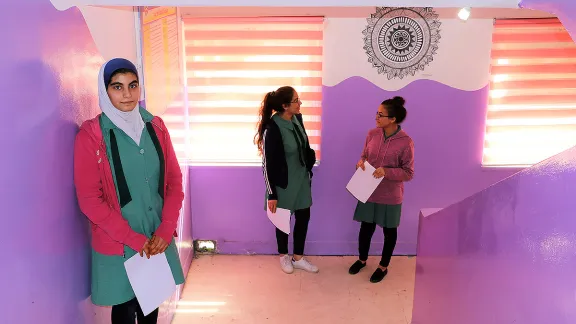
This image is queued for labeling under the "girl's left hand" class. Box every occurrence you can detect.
[149,235,169,255]
[373,167,386,179]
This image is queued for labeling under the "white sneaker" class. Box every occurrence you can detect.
[280,255,294,274]
[292,257,319,273]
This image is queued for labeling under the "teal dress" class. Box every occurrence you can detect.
[264,114,312,212]
[91,109,185,306]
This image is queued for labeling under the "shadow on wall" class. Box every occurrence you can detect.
[0,59,93,323]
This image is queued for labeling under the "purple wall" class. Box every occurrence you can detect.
[412,146,576,324]
[190,76,519,256]
[0,1,100,323]
[0,2,193,323]
[520,0,576,42]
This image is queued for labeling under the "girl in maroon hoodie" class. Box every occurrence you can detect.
[348,96,415,283]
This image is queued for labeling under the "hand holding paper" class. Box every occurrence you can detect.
[372,167,386,179]
[346,161,383,203]
[139,239,151,258]
[268,200,278,213]
[266,202,291,235]
[124,253,176,316]
[356,159,366,170]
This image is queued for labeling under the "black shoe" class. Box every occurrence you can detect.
[370,268,388,283]
[348,260,366,275]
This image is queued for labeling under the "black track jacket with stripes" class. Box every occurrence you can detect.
[261,113,316,201]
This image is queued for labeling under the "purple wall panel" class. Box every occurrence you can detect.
[412,147,576,323]
[0,2,193,323]
[0,2,101,323]
[520,0,576,42]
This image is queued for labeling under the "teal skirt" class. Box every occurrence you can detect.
[91,238,185,306]
[353,201,402,228]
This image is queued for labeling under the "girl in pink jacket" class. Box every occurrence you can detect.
[348,96,415,283]
[74,58,185,323]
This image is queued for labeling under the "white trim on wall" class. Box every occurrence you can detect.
[133,6,146,101]
[177,8,191,161]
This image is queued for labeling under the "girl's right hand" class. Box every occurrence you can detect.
[356,160,366,171]
[140,239,151,259]
[268,200,278,213]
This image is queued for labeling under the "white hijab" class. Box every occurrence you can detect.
[98,59,145,145]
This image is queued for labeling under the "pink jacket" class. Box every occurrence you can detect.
[360,127,415,205]
[73,115,184,256]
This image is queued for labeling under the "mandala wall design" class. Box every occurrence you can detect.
[362,7,442,80]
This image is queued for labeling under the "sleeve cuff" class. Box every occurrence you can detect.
[155,221,177,243]
[125,232,148,253]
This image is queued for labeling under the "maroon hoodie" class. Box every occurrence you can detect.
[359,127,415,205]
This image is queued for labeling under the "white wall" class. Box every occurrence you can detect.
[323,18,494,91]
[78,5,138,63]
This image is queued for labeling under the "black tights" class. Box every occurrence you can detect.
[276,207,311,255]
[358,221,398,267]
[111,297,159,324]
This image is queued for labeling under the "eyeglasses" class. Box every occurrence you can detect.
[291,98,302,104]
[376,112,392,118]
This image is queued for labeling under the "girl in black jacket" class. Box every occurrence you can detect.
[254,86,318,274]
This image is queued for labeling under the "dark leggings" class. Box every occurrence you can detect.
[111,297,159,324]
[358,221,398,267]
[276,207,311,255]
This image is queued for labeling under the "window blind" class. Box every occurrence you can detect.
[483,18,576,167]
[182,16,323,164]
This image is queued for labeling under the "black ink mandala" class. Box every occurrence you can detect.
[362,7,441,80]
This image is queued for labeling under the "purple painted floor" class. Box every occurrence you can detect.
[172,255,416,324]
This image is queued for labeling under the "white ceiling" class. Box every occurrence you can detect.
[179,7,554,19]
[52,0,523,11]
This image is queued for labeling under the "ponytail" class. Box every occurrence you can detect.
[254,86,296,155]
[255,91,277,155]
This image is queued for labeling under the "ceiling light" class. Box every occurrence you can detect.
[458,7,471,21]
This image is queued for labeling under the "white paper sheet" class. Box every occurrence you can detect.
[267,204,291,235]
[346,161,383,203]
[124,252,176,316]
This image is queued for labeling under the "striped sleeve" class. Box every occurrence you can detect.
[262,128,278,200]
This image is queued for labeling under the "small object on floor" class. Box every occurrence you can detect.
[280,255,294,274]
[348,260,366,275]
[370,268,388,283]
[292,257,319,273]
